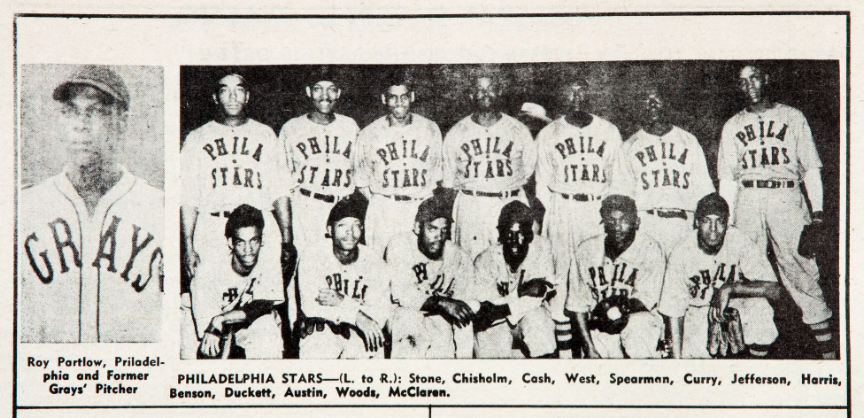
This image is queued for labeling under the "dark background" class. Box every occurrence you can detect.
[181,61,841,359]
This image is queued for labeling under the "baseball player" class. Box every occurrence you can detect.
[295,196,391,359]
[717,63,835,358]
[180,72,291,356]
[442,74,536,259]
[19,65,164,343]
[279,76,360,252]
[471,201,561,359]
[564,195,666,358]
[385,196,475,358]
[356,81,443,255]
[659,193,781,358]
[610,86,714,254]
[535,78,623,271]
[192,204,284,359]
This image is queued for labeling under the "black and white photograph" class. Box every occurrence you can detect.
[178,61,840,360]
[17,64,165,343]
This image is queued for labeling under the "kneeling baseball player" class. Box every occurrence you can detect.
[385,196,476,359]
[191,204,284,359]
[658,193,781,358]
[565,194,666,358]
[471,201,563,358]
[295,196,391,359]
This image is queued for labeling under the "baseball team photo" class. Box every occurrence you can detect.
[17,64,165,343]
[177,61,840,361]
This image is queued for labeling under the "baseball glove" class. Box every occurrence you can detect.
[589,295,648,335]
[797,222,824,259]
[707,307,745,357]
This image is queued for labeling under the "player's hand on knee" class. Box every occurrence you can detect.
[518,279,554,298]
[355,311,384,352]
[316,288,344,307]
[183,249,200,279]
[437,298,474,328]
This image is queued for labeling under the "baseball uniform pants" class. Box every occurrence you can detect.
[299,327,385,359]
[734,186,832,325]
[453,191,527,259]
[234,311,284,359]
[290,192,342,253]
[640,209,692,255]
[180,293,199,360]
[591,311,664,358]
[390,307,474,359]
[474,306,556,358]
[365,194,427,257]
[681,298,778,359]
[542,194,602,271]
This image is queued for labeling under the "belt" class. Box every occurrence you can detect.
[646,209,688,220]
[377,193,427,202]
[557,192,601,202]
[298,188,342,203]
[460,189,520,198]
[742,179,796,189]
[210,211,231,217]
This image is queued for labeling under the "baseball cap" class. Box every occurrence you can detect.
[498,201,533,229]
[415,196,451,224]
[327,195,367,227]
[518,102,552,123]
[53,65,130,111]
[695,193,729,220]
[600,194,638,219]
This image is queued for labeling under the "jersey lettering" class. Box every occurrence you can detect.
[459,137,515,180]
[411,262,455,298]
[587,263,638,300]
[325,272,369,302]
[687,263,738,299]
[295,135,352,160]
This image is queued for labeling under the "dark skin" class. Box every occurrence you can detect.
[415,218,473,327]
[469,76,503,127]
[562,79,593,128]
[641,87,673,137]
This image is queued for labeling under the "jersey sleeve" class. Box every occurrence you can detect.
[656,250,692,318]
[795,110,823,172]
[470,251,506,305]
[278,120,298,191]
[386,252,430,310]
[631,238,666,310]
[179,131,202,208]
[517,122,538,183]
[717,121,740,182]
[608,137,637,198]
[533,126,555,207]
[441,125,461,189]
[425,121,444,185]
[686,135,716,209]
[353,124,374,189]
[190,276,223,340]
[358,260,393,326]
[564,257,594,313]
[449,250,478,304]
[265,126,292,203]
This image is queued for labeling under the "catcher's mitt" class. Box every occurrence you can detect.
[589,295,647,335]
[798,222,824,259]
[707,307,745,357]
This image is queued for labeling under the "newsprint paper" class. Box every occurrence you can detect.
[4,3,861,417]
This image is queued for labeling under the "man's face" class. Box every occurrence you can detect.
[502,221,532,263]
[738,65,767,104]
[696,214,728,252]
[329,217,362,252]
[384,85,413,120]
[603,209,639,249]
[308,80,340,114]
[471,76,499,111]
[214,74,249,117]
[59,85,124,168]
[562,80,589,113]
[228,225,262,269]
[417,217,449,259]
[642,87,665,124]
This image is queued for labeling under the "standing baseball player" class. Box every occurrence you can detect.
[192,204,284,359]
[535,78,623,271]
[279,75,360,252]
[19,65,164,343]
[610,86,714,254]
[295,196,391,359]
[385,196,475,359]
[659,193,781,358]
[355,80,443,255]
[565,195,666,358]
[180,72,291,356]
[442,73,536,259]
[471,201,560,358]
[717,63,835,358]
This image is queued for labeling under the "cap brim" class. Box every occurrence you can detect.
[53,80,127,110]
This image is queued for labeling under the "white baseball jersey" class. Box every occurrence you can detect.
[442,113,536,193]
[180,119,289,213]
[297,246,391,326]
[611,126,714,211]
[190,253,284,340]
[385,232,475,308]
[19,169,163,343]
[657,227,776,318]
[717,103,822,183]
[355,114,443,198]
[565,232,665,313]
[279,113,360,197]
[535,115,623,198]
[473,241,555,313]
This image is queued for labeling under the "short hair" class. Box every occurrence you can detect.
[224,204,265,239]
[213,72,248,96]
